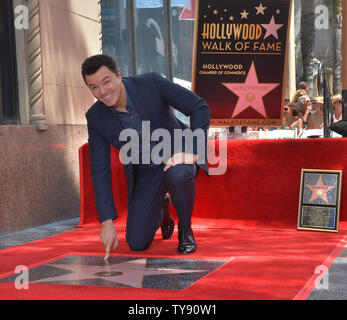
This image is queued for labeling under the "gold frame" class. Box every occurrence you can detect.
[297,169,342,232]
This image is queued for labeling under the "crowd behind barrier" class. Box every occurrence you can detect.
[209,82,343,140]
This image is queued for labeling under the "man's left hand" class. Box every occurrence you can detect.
[164,152,198,171]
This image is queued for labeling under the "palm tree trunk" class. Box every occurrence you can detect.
[332,3,342,94]
[300,0,315,96]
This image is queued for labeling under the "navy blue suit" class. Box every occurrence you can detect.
[86,72,210,250]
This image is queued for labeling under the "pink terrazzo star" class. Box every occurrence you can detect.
[222,62,280,118]
[307,175,335,203]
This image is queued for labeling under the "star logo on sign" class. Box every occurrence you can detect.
[261,15,283,39]
[240,9,249,20]
[307,175,335,203]
[222,62,280,118]
[255,3,267,15]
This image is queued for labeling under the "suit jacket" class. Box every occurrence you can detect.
[86,72,210,222]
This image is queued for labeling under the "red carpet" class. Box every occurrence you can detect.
[78,138,347,229]
[1,138,347,300]
[0,223,346,300]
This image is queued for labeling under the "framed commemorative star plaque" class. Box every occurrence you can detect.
[297,169,342,232]
[191,0,292,127]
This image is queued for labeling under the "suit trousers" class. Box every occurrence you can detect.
[125,163,198,251]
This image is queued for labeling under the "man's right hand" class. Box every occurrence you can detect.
[99,219,118,260]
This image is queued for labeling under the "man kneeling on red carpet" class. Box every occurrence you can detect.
[81,54,210,258]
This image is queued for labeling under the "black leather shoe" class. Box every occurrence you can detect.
[161,194,174,240]
[177,227,196,254]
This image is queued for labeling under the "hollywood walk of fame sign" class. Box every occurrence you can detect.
[191,0,292,127]
[298,169,342,232]
[0,255,229,290]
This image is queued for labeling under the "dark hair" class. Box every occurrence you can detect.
[298,81,308,90]
[81,54,118,83]
[292,108,300,117]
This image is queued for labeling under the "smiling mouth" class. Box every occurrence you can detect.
[103,93,112,100]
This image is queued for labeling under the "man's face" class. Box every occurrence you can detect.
[85,66,124,108]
